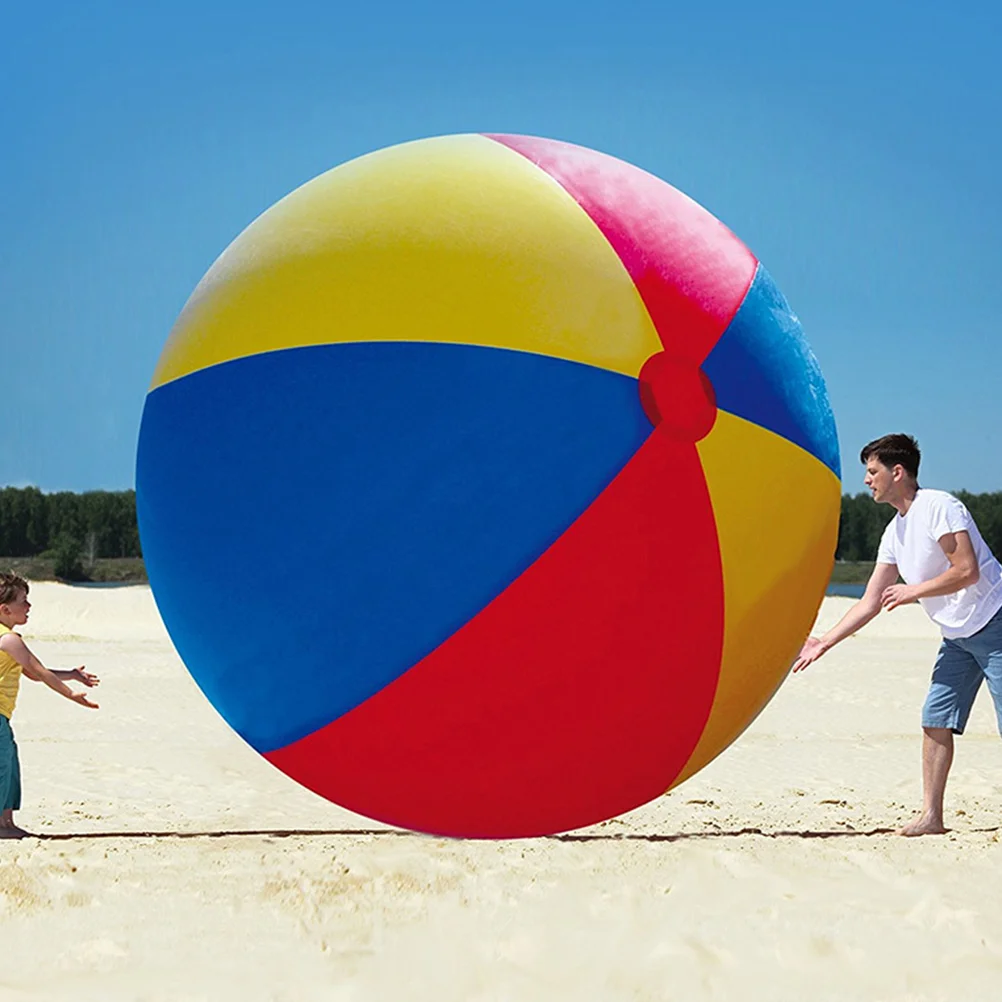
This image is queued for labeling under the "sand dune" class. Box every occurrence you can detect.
[3,584,1002,1001]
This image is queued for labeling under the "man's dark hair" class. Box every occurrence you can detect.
[859,434,921,479]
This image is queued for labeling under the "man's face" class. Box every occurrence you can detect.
[863,457,898,504]
[0,590,30,626]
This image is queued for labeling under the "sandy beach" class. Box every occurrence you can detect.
[3,583,1002,1001]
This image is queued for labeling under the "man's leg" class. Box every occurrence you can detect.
[902,638,981,836]
[898,727,953,836]
[973,610,1002,832]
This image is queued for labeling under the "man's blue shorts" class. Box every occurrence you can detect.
[923,604,1002,735]
[0,714,21,812]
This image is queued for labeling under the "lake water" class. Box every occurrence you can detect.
[826,583,866,599]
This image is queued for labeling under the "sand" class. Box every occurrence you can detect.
[3,583,1002,1001]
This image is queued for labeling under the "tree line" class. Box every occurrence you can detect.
[2,484,1001,568]
[0,487,141,561]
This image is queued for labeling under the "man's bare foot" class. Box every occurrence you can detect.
[897,812,947,837]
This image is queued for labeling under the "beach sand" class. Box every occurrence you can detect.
[3,584,1002,1001]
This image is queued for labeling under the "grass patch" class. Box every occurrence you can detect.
[0,555,147,584]
[829,561,874,585]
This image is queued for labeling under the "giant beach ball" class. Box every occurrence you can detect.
[137,134,840,838]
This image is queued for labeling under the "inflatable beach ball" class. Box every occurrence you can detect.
[137,134,840,838]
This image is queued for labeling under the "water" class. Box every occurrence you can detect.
[826,583,866,599]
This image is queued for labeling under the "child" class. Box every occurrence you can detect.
[0,571,99,839]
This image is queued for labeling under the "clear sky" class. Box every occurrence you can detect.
[2,0,999,494]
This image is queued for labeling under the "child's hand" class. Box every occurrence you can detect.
[69,691,99,709]
[72,667,99,687]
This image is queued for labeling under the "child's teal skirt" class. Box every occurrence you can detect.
[0,714,21,811]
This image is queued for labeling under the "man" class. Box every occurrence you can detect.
[794,434,1002,836]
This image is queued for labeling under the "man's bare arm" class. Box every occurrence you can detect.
[792,562,900,672]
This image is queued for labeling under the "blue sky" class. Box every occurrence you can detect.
[2,0,999,493]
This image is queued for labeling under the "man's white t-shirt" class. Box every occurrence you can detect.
[876,488,1002,639]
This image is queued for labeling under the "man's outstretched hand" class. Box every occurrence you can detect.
[69,690,99,709]
[792,636,828,673]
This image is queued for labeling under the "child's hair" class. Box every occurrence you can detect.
[859,433,921,479]
[0,572,29,606]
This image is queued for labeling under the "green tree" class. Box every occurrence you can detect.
[52,532,86,581]
[24,487,48,553]
[0,487,30,555]
[836,493,895,561]
[45,492,81,548]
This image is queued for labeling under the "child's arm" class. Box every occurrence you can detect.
[0,634,99,709]
[49,668,99,687]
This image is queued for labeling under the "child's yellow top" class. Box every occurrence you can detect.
[0,624,23,719]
